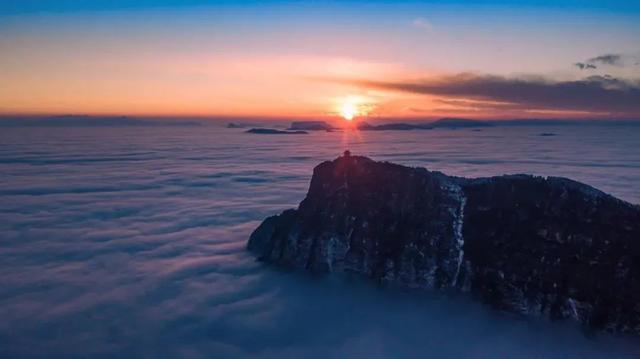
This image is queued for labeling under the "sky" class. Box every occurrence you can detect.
[1,0,640,120]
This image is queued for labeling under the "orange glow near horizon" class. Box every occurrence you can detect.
[0,27,633,120]
[0,49,411,118]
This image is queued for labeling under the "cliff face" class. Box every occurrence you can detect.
[247,154,640,334]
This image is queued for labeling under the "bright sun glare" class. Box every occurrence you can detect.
[340,102,357,121]
[338,96,370,121]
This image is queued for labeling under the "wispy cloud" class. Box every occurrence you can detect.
[574,62,597,70]
[412,17,433,31]
[575,53,627,70]
[588,54,624,66]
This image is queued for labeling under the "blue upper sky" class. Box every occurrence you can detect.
[2,0,640,15]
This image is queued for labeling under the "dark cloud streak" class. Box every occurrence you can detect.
[575,54,627,70]
[574,62,597,70]
[340,74,640,115]
[588,54,623,66]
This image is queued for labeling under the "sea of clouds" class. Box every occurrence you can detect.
[1,124,639,357]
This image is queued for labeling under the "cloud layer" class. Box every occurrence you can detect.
[1,126,640,356]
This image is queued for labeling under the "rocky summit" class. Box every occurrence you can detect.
[247,153,640,334]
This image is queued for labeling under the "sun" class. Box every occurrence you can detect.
[340,102,357,121]
[336,95,372,122]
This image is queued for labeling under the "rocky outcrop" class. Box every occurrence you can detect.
[247,153,640,334]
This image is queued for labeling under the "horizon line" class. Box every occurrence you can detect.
[1,113,640,122]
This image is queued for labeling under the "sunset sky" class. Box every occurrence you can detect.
[1,0,640,119]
